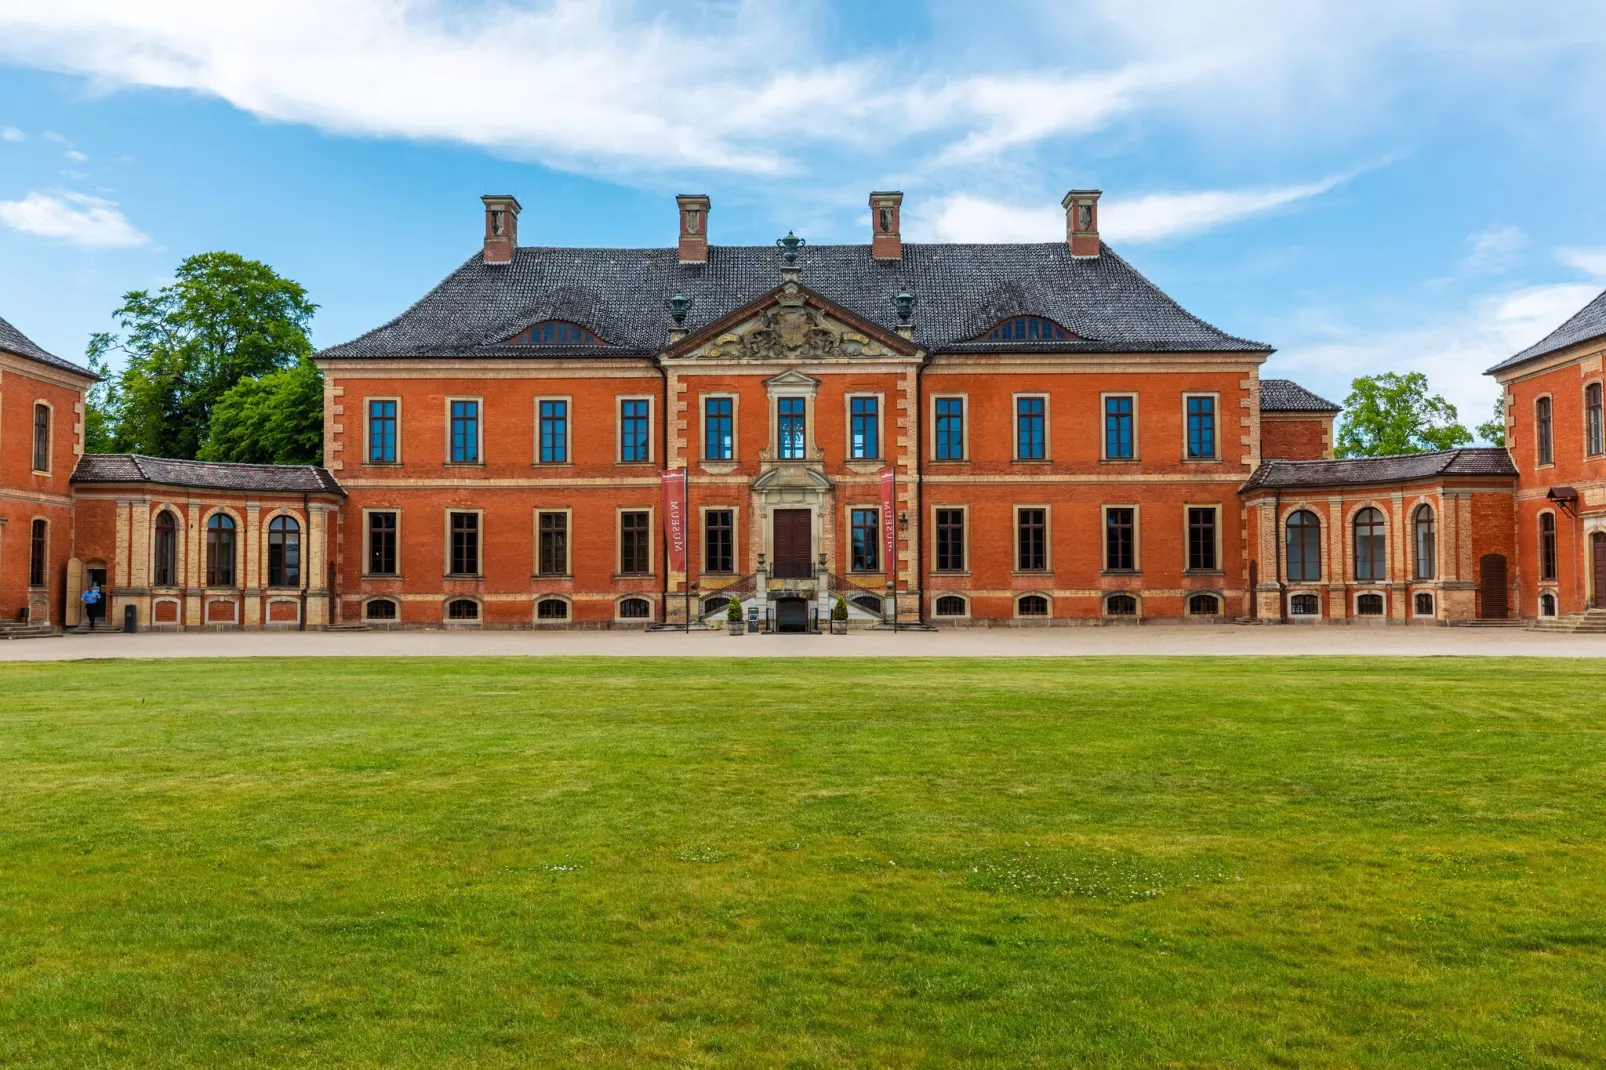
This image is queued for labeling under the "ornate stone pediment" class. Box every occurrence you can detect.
[690,295,897,362]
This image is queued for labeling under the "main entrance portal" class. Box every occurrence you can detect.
[772,509,812,579]
[775,597,810,634]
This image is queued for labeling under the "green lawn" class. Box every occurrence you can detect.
[1,657,1603,1067]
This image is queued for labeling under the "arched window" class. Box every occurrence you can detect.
[851,594,884,617]
[365,598,398,621]
[1353,508,1386,581]
[1540,591,1558,617]
[1588,382,1604,457]
[510,321,605,346]
[619,597,651,619]
[1414,505,1436,580]
[934,595,966,616]
[1356,593,1385,616]
[154,511,178,587]
[205,514,236,587]
[29,518,47,587]
[1286,510,1322,582]
[1188,593,1221,616]
[267,515,301,588]
[1105,593,1137,617]
[448,598,480,620]
[975,316,1073,342]
[1289,593,1320,616]
[1536,396,1554,465]
[1018,594,1049,617]
[537,598,569,620]
[1539,512,1557,581]
[1415,592,1435,617]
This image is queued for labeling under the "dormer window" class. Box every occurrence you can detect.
[510,321,606,345]
[976,316,1073,342]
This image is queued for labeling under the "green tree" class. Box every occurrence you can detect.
[199,355,324,465]
[1334,372,1472,457]
[93,252,317,459]
[1476,395,1507,447]
[81,332,124,454]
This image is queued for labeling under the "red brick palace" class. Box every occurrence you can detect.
[3,188,1602,633]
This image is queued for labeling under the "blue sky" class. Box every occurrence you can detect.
[4,0,1606,436]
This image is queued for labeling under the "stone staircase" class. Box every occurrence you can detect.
[1529,608,1606,634]
[1450,618,1528,628]
[0,620,58,640]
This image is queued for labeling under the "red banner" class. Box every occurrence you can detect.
[880,467,897,580]
[661,469,688,573]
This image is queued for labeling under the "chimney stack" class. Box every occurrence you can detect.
[482,194,521,265]
[870,191,903,260]
[1062,189,1101,258]
[677,194,711,264]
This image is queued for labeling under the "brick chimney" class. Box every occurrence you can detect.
[677,194,711,264]
[870,191,903,260]
[482,194,520,265]
[1062,189,1101,258]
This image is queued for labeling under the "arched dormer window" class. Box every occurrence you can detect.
[975,316,1074,343]
[509,321,606,346]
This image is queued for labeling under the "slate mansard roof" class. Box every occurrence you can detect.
[72,454,344,496]
[321,242,1272,360]
[0,313,92,377]
[1487,286,1606,375]
[1240,448,1517,492]
[1259,379,1341,413]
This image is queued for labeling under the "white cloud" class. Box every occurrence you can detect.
[40,130,64,143]
[0,190,148,247]
[1272,281,1603,437]
[913,173,1351,244]
[62,148,87,162]
[1464,225,1526,272]
[1,126,23,141]
[1557,246,1606,278]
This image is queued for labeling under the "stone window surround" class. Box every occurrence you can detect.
[363,395,402,466]
[1101,501,1141,574]
[534,394,573,465]
[1183,501,1222,573]
[1011,392,1050,462]
[445,395,485,466]
[31,398,54,475]
[534,506,573,578]
[444,507,484,578]
[1181,391,1221,462]
[362,506,402,579]
[1100,391,1139,463]
[1013,502,1051,573]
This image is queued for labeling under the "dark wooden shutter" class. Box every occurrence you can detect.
[1479,554,1508,619]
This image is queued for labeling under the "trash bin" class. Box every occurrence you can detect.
[122,604,137,633]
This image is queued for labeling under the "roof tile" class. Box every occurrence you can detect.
[0,313,92,377]
[71,454,344,495]
[1241,448,1516,491]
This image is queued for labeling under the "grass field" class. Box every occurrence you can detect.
[1,657,1603,1067]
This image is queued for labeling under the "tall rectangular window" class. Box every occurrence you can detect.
[368,400,397,463]
[850,397,879,459]
[704,509,733,573]
[778,397,806,459]
[1186,397,1216,459]
[538,511,567,576]
[1536,396,1553,465]
[539,400,568,463]
[935,398,964,460]
[1539,513,1557,581]
[851,508,880,572]
[1017,508,1046,571]
[935,509,965,571]
[704,397,733,461]
[1016,397,1045,460]
[1105,507,1135,571]
[29,519,46,587]
[620,511,650,574]
[1105,396,1134,459]
[1187,507,1217,570]
[1587,383,1603,457]
[620,399,649,462]
[368,512,397,575]
[450,400,479,463]
[32,404,50,472]
[449,512,479,576]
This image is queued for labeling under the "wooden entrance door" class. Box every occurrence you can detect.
[1479,553,1508,619]
[772,509,812,579]
[1593,533,1606,608]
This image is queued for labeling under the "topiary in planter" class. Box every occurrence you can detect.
[833,595,849,622]
[727,597,743,623]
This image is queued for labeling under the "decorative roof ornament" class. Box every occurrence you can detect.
[776,231,805,266]
[665,291,693,326]
[893,289,918,325]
